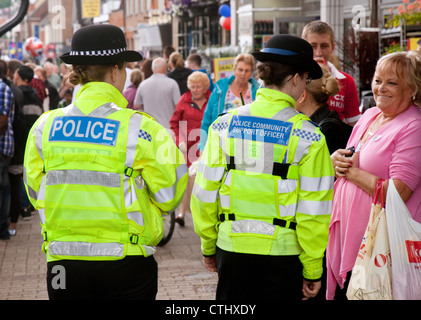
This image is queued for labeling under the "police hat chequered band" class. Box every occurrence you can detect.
[69,47,128,57]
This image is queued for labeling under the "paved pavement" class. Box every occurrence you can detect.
[0,211,217,300]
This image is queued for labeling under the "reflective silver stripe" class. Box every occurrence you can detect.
[143,245,156,255]
[62,103,84,116]
[237,103,298,122]
[34,113,52,160]
[297,200,332,216]
[198,162,225,181]
[232,138,276,175]
[278,203,297,217]
[124,178,136,208]
[292,121,319,163]
[46,170,121,187]
[123,175,146,207]
[38,175,46,201]
[127,211,144,226]
[236,104,251,115]
[220,194,230,208]
[272,107,299,122]
[26,184,38,201]
[278,179,297,193]
[49,241,124,257]
[125,113,143,168]
[89,102,121,118]
[38,208,45,224]
[220,171,231,207]
[63,102,121,118]
[231,220,276,236]
[152,164,188,203]
[300,176,333,192]
[192,183,218,203]
[293,137,312,163]
[224,171,232,185]
[122,113,143,208]
[134,175,145,189]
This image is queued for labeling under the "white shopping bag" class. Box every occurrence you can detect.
[347,180,392,300]
[386,180,421,300]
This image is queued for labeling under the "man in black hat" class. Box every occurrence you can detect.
[191,34,334,300]
[23,24,187,300]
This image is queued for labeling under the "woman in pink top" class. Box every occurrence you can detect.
[327,51,421,300]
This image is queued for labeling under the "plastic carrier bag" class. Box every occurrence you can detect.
[386,180,421,300]
[347,179,392,300]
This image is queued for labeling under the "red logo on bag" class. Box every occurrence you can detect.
[374,253,391,268]
[405,240,421,263]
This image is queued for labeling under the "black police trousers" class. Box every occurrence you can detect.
[46,255,157,300]
[215,247,304,300]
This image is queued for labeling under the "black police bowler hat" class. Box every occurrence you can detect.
[252,34,322,79]
[60,24,142,65]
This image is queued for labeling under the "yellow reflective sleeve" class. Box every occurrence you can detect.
[23,115,47,210]
[296,133,334,280]
[133,118,188,214]
[191,122,227,256]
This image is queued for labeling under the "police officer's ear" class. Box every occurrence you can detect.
[110,64,120,81]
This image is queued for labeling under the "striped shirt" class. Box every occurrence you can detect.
[0,79,14,157]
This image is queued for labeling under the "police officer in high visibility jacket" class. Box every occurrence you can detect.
[191,35,334,300]
[23,24,187,299]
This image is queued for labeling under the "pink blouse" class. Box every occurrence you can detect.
[326,105,421,300]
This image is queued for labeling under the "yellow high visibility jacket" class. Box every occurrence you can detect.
[24,82,187,262]
[191,88,334,280]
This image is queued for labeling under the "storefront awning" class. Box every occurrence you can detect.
[137,25,162,51]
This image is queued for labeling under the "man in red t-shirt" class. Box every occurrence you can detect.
[302,21,360,126]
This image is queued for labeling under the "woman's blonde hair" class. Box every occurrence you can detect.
[130,68,143,87]
[187,71,210,91]
[233,53,255,71]
[306,64,340,104]
[68,62,124,86]
[374,51,421,107]
[169,52,185,69]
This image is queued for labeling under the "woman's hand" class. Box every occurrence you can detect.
[302,280,321,300]
[331,148,354,178]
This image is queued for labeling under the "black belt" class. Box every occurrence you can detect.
[219,214,296,230]
[273,218,297,230]
[226,155,291,180]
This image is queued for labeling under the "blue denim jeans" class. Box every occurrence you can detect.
[0,155,11,239]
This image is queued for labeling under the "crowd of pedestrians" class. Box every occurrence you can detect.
[0,58,76,240]
[0,43,215,240]
[1,19,421,301]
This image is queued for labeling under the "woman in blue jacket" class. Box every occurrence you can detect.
[199,53,260,151]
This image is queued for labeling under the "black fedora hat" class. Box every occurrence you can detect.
[252,34,322,79]
[60,24,142,65]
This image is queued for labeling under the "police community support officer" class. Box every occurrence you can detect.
[191,35,334,300]
[23,24,188,299]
